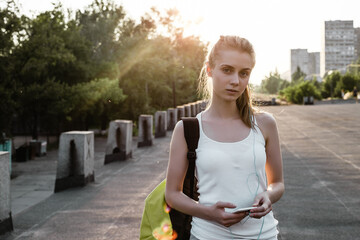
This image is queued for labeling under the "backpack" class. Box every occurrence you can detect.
[140,117,200,240]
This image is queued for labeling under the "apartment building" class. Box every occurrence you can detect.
[320,20,357,76]
[355,27,360,60]
[291,49,320,79]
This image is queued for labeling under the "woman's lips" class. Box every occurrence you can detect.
[226,89,239,93]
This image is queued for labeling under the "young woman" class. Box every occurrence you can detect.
[165,35,284,240]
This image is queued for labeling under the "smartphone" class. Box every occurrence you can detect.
[225,206,257,213]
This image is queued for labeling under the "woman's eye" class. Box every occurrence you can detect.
[222,68,232,73]
[240,71,249,77]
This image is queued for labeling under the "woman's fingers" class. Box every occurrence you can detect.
[223,212,248,227]
[250,204,272,219]
[215,201,236,209]
[212,202,250,227]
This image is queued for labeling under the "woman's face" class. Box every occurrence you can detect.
[209,48,253,102]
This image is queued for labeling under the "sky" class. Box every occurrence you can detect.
[4,0,360,85]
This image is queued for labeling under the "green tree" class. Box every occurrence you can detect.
[15,6,76,85]
[334,73,357,97]
[279,81,321,104]
[291,66,306,84]
[321,71,341,98]
[12,2,128,137]
[261,70,289,94]
[0,1,25,138]
[67,78,126,130]
[76,0,127,80]
[17,79,71,139]
[12,5,79,138]
[118,8,207,120]
[2,1,208,138]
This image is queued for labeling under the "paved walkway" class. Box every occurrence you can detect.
[268,104,360,240]
[1,103,360,240]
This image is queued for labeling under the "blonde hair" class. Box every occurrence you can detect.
[198,35,256,128]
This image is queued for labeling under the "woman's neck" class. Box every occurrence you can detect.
[207,98,240,120]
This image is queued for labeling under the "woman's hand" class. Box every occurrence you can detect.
[250,191,272,219]
[208,201,248,227]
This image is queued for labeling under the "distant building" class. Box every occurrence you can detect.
[290,49,320,80]
[291,49,308,75]
[321,20,357,77]
[308,52,320,76]
[355,27,360,60]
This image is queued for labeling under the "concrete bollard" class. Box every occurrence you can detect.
[176,106,185,122]
[55,131,95,193]
[183,104,191,117]
[0,152,13,235]
[137,115,153,147]
[155,111,167,138]
[190,103,197,117]
[105,120,133,164]
[29,140,47,157]
[167,108,177,131]
[0,140,12,175]
[200,100,208,112]
[195,101,201,115]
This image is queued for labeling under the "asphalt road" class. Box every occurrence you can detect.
[267,104,360,240]
[2,103,360,240]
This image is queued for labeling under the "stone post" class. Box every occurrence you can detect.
[55,131,95,193]
[195,101,201,115]
[155,111,167,138]
[200,100,208,112]
[167,108,177,131]
[176,106,185,122]
[190,103,197,117]
[0,140,12,175]
[271,98,276,105]
[137,115,153,147]
[105,120,133,164]
[184,104,191,117]
[0,152,13,235]
[29,140,47,157]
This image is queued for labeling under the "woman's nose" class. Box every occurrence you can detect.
[230,74,240,85]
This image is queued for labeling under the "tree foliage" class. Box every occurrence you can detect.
[334,73,359,98]
[0,0,23,137]
[118,8,207,120]
[279,68,360,104]
[279,66,323,104]
[321,71,341,98]
[279,80,322,104]
[260,70,289,94]
[291,66,306,84]
[0,0,207,139]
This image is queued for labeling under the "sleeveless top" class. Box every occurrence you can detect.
[191,112,279,239]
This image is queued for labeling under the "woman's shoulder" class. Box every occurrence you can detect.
[170,120,188,152]
[254,111,276,125]
[254,111,278,139]
[173,119,184,135]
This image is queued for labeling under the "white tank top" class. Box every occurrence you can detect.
[191,112,279,239]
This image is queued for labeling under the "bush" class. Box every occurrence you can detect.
[279,81,322,104]
[334,73,359,97]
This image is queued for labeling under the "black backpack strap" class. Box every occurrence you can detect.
[182,117,199,199]
[169,117,200,240]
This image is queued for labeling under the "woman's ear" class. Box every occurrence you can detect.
[206,62,212,77]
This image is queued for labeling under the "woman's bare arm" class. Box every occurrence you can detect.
[251,112,285,218]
